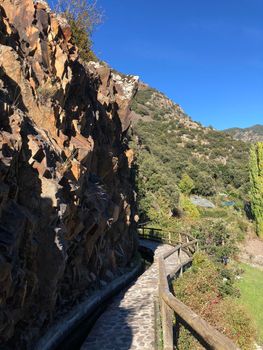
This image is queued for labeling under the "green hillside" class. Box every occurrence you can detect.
[130,83,252,258]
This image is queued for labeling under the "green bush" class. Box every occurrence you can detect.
[190,219,240,261]
[180,195,200,219]
[178,173,195,194]
[192,172,216,196]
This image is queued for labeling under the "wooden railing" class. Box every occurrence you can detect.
[138,227,239,350]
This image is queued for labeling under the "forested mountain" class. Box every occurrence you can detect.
[224,124,263,142]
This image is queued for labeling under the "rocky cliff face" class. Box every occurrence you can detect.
[0,0,138,347]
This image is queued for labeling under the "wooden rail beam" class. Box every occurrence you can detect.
[161,290,240,350]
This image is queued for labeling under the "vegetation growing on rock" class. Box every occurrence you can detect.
[55,0,102,61]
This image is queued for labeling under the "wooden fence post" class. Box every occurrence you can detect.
[160,299,174,350]
[178,247,183,276]
[178,247,181,263]
[159,258,173,350]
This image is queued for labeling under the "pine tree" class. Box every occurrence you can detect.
[249,142,263,238]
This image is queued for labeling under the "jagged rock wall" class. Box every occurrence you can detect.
[0,0,138,347]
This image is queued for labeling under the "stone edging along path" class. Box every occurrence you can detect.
[35,258,143,350]
[81,240,188,350]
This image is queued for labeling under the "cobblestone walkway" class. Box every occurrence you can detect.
[81,240,188,350]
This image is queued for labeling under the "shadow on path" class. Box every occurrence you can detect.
[80,240,164,350]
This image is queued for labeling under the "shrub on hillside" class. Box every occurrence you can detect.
[190,220,238,261]
[192,172,216,196]
[173,253,256,350]
[178,173,195,195]
[180,195,200,219]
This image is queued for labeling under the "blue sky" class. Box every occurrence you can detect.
[90,0,263,130]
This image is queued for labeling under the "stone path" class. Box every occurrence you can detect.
[81,239,188,350]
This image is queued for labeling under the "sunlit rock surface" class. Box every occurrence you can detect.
[0,0,138,347]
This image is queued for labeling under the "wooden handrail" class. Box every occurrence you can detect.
[162,244,181,259]
[138,226,196,241]
[167,257,193,280]
[139,227,239,350]
[159,256,239,350]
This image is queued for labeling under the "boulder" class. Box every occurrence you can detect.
[190,195,216,208]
